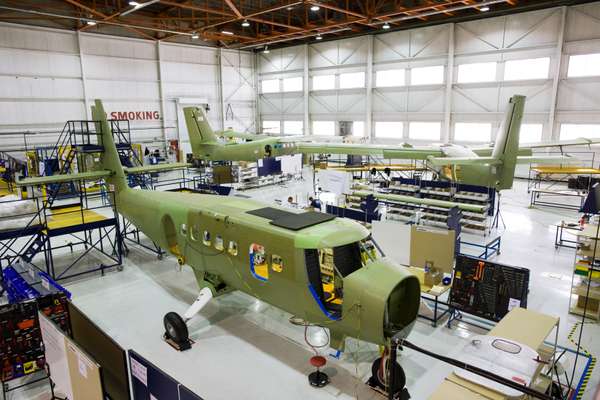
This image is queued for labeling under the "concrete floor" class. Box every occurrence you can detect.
[6,175,600,400]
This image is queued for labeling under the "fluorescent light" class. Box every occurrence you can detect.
[241,20,250,27]
[480,6,490,11]
[129,1,140,6]
[221,30,234,36]
[287,6,294,10]
[263,46,270,54]
[316,34,322,40]
[310,5,320,11]
[191,32,199,39]
[382,22,390,29]
[86,20,96,26]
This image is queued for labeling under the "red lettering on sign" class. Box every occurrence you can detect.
[108,111,160,120]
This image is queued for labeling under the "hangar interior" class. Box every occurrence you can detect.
[1,1,600,399]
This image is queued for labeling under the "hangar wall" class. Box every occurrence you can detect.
[257,1,600,145]
[0,22,256,152]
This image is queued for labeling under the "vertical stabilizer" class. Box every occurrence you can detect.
[184,106,219,157]
[493,95,526,190]
[91,99,129,193]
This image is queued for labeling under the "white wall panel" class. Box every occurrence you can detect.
[0,24,78,53]
[0,48,81,77]
[0,76,83,99]
[80,35,156,59]
[0,22,255,149]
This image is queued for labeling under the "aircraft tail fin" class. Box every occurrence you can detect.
[91,99,129,194]
[492,95,526,190]
[184,106,219,156]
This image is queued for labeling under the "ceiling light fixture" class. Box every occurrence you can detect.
[128,1,140,6]
[263,46,270,54]
[242,20,250,27]
[316,34,322,40]
[86,19,96,26]
[480,6,490,11]
[310,5,320,11]
[287,6,294,10]
[222,30,234,36]
[191,32,199,39]
[382,22,390,29]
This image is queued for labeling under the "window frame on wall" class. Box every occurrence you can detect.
[262,120,281,135]
[503,57,550,81]
[312,121,336,136]
[410,65,444,85]
[282,76,303,92]
[375,69,405,87]
[519,124,544,144]
[339,72,366,89]
[374,121,403,139]
[454,122,493,142]
[261,78,280,93]
[408,122,442,141]
[567,53,600,78]
[352,121,365,137]
[560,124,600,140]
[283,120,303,136]
[312,74,335,90]
[457,62,497,83]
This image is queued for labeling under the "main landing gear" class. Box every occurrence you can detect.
[163,287,213,351]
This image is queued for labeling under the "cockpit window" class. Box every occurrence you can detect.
[305,240,372,320]
[332,243,362,277]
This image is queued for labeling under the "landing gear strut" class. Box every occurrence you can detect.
[367,346,410,400]
[163,287,213,352]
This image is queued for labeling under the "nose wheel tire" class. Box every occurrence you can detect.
[370,357,406,393]
[164,312,189,344]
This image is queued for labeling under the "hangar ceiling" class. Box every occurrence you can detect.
[0,0,596,50]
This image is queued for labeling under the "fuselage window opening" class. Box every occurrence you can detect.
[215,235,224,251]
[190,224,201,241]
[203,231,211,246]
[228,241,238,256]
[272,255,283,272]
[250,243,269,281]
[305,241,368,320]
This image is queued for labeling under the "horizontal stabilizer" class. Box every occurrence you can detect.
[427,156,501,166]
[124,162,191,175]
[523,137,600,149]
[515,155,578,164]
[16,170,112,186]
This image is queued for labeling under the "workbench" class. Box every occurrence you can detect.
[428,308,559,399]
[408,266,452,327]
[529,188,586,211]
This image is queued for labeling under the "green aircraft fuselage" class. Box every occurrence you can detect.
[184,96,527,191]
[94,100,420,350]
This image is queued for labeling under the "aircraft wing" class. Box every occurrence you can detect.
[16,170,112,186]
[353,190,487,212]
[521,137,600,149]
[124,163,191,175]
[296,142,443,159]
[427,156,500,166]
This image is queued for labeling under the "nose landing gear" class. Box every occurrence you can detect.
[368,347,410,400]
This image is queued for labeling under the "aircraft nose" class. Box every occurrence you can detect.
[342,259,420,345]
